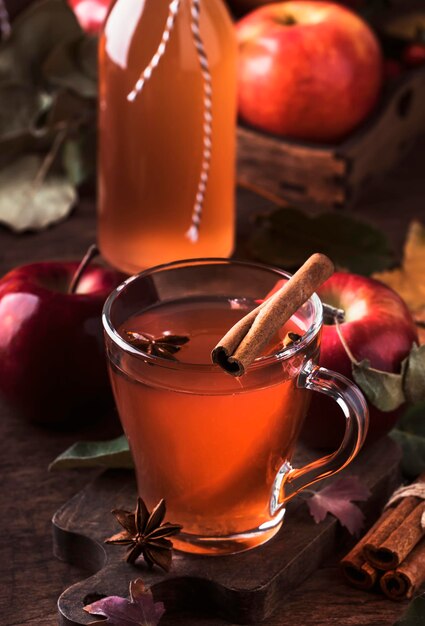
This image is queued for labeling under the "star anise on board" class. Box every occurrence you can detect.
[105,497,182,572]
[124,330,189,361]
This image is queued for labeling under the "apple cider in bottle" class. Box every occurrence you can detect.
[98,0,237,273]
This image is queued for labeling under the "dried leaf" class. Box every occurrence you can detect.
[49,435,133,470]
[247,207,394,275]
[84,578,165,626]
[352,359,406,412]
[307,476,371,536]
[374,221,425,317]
[0,155,76,232]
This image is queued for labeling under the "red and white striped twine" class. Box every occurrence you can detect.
[127,0,182,102]
[186,0,212,243]
[127,0,212,243]
[0,0,11,39]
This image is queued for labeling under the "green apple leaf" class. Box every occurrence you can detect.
[403,344,425,404]
[391,430,425,479]
[349,345,425,413]
[336,318,424,413]
[246,207,394,275]
[390,403,425,478]
[393,593,425,626]
[49,435,133,471]
[0,155,76,232]
[396,401,425,436]
[352,359,406,412]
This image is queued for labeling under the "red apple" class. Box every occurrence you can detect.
[226,0,366,18]
[0,261,124,427]
[67,0,111,34]
[301,272,418,449]
[236,1,383,142]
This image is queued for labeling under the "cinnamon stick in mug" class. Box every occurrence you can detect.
[212,253,334,376]
[380,538,425,600]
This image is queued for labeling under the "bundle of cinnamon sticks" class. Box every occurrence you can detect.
[341,473,425,601]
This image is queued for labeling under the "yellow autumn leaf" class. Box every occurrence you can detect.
[373,221,425,313]
[374,221,425,344]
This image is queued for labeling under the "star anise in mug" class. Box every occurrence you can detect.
[283,332,302,347]
[105,497,182,572]
[124,331,189,361]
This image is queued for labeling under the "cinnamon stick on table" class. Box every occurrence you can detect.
[380,538,425,601]
[342,473,425,595]
[340,549,378,591]
[212,253,334,376]
[340,509,393,590]
[363,473,425,571]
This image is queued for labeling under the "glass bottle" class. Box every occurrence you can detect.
[98,0,237,274]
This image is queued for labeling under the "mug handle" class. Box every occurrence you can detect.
[270,360,369,515]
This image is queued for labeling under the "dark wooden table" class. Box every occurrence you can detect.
[1,140,424,626]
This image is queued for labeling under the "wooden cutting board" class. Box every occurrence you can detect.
[53,436,401,626]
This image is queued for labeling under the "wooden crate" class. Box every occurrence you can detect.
[237,65,425,211]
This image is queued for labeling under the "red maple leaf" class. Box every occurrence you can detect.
[307,476,371,536]
[84,579,165,626]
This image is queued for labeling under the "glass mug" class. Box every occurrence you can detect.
[103,259,369,555]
